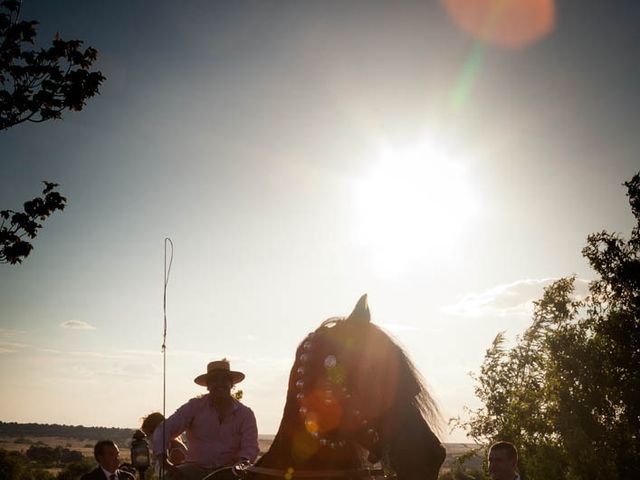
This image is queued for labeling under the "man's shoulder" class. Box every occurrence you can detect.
[173,394,209,412]
[79,466,135,480]
[188,393,209,405]
[80,468,103,480]
[118,469,135,480]
[233,399,256,417]
[232,397,247,409]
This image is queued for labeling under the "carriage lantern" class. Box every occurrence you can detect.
[130,429,150,478]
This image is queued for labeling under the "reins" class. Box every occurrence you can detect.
[202,464,391,480]
[242,466,391,479]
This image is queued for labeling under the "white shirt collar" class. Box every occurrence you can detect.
[100,465,117,478]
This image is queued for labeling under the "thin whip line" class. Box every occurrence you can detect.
[161,237,173,480]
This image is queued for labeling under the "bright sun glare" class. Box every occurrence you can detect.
[353,138,479,276]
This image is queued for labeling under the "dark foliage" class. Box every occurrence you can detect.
[0,181,66,264]
[0,449,55,480]
[0,447,94,480]
[0,0,105,130]
[1,0,106,265]
[25,445,83,466]
[55,459,94,480]
[438,465,484,480]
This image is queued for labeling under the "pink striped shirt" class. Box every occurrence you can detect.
[153,395,258,468]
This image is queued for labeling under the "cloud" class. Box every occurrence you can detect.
[60,320,96,330]
[379,322,436,333]
[443,277,590,318]
[39,348,131,359]
[0,342,29,353]
[121,348,163,357]
[0,328,29,353]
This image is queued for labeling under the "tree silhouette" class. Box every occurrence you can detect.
[1,0,105,264]
[0,0,105,130]
[1,181,66,264]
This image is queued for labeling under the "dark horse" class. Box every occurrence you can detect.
[234,294,445,480]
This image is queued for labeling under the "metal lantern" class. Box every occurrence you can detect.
[130,429,150,477]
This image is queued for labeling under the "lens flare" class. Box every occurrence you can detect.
[301,390,343,432]
[442,0,555,49]
[304,413,319,434]
[291,431,319,462]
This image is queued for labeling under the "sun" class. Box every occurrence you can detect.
[352,138,479,276]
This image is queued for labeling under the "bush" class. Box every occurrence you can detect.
[0,449,28,480]
[26,445,58,465]
[438,465,484,480]
[0,447,90,480]
[56,459,94,480]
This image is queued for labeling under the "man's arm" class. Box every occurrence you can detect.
[152,400,194,460]
[237,407,259,462]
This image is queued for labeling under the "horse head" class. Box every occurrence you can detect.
[256,295,445,480]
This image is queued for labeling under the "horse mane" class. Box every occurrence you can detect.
[371,322,442,433]
[317,317,442,431]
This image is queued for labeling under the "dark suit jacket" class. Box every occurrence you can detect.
[80,466,135,480]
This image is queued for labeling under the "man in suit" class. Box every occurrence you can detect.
[81,440,135,480]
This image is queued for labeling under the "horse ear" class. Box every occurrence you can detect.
[346,294,370,324]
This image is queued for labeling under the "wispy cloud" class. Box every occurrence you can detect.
[0,328,29,353]
[379,322,429,333]
[121,348,164,357]
[443,278,590,317]
[60,320,96,330]
[39,348,132,359]
[0,342,29,353]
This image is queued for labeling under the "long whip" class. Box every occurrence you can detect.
[161,238,173,480]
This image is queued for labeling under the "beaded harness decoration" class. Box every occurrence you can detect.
[293,327,381,453]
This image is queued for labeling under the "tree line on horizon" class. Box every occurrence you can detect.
[0,422,135,447]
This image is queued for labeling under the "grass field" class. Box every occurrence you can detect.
[0,435,275,458]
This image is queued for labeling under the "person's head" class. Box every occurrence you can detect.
[488,441,518,480]
[193,358,245,402]
[141,411,165,436]
[94,440,120,473]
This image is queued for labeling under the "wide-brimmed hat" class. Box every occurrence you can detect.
[194,359,245,386]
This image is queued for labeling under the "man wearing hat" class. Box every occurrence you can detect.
[153,358,259,480]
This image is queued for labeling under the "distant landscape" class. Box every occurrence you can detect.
[0,421,483,473]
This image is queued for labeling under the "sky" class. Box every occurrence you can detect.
[1,0,639,443]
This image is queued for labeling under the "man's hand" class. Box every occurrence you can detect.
[168,446,187,465]
[157,454,181,478]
